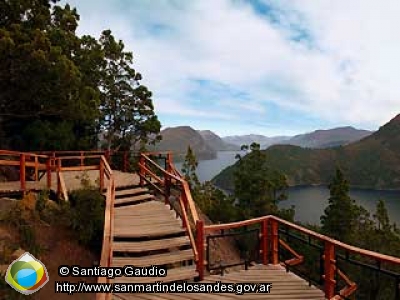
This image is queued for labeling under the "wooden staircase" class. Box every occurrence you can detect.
[111,185,198,296]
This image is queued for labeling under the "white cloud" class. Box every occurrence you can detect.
[65,0,400,135]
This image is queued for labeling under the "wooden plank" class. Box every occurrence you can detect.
[113,236,190,252]
[60,165,99,171]
[113,225,185,238]
[114,187,149,197]
[114,194,154,205]
[112,249,194,267]
[114,218,181,227]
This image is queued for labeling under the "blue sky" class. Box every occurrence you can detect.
[63,0,400,136]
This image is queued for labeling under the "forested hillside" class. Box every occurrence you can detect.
[214,114,400,190]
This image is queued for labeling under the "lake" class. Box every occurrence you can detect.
[174,151,400,226]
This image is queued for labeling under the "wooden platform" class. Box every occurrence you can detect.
[0,170,140,194]
[112,264,325,300]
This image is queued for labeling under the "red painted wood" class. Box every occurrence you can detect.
[324,241,336,299]
[20,154,26,191]
[196,220,205,280]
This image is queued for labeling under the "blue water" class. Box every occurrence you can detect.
[174,151,245,183]
[174,151,400,226]
[280,185,400,226]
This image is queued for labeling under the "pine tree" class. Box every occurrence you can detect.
[373,199,391,231]
[181,146,200,188]
[181,146,237,223]
[320,168,359,243]
[234,142,288,220]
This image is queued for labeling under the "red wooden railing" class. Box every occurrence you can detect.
[199,215,400,299]
[138,152,201,275]
[0,150,115,300]
[0,150,135,196]
[2,149,399,300]
[96,156,115,300]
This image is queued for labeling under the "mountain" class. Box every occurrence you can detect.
[198,130,239,151]
[213,114,400,190]
[282,126,373,148]
[222,135,290,149]
[222,127,372,150]
[152,126,216,160]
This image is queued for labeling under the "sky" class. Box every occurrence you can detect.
[63,0,400,137]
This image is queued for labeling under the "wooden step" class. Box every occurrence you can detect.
[114,218,181,228]
[113,236,190,253]
[113,224,185,238]
[114,200,166,210]
[112,249,194,267]
[114,194,154,206]
[114,265,198,284]
[114,187,149,198]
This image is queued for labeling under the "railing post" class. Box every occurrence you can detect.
[323,241,336,299]
[52,152,56,167]
[46,158,52,189]
[80,151,84,167]
[34,156,39,181]
[57,159,61,199]
[166,152,172,172]
[262,219,269,265]
[99,158,105,192]
[164,176,171,205]
[139,155,145,187]
[20,154,26,191]
[196,220,204,281]
[105,150,111,164]
[270,218,279,265]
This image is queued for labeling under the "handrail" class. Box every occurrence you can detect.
[96,156,114,300]
[138,152,200,270]
[203,214,400,299]
[205,215,400,264]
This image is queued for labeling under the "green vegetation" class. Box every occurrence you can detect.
[0,0,161,151]
[213,114,400,190]
[234,143,292,220]
[181,146,237,223]
[69,188,104,253]
[320,168,360,243]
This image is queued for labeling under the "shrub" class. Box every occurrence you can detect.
[68,188,105,253]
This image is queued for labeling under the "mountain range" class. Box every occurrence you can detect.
[150,125,373,162]
[213,114,400,190]
[223,127,373,149]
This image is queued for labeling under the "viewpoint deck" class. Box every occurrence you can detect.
[0,170,140,194]
[112,264,325,300]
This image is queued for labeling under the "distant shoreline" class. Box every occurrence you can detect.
[214,183,400,193]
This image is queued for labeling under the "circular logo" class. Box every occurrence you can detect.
[5,252,49,295]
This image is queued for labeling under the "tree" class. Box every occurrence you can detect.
[181,146,237,223]
[234,142,288,220]
[181,146,200,188]
[0,0,99,150]
[373,199,391,231]
[320,168,359,243]
[98,30,161,151]
[0,1,161,151]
